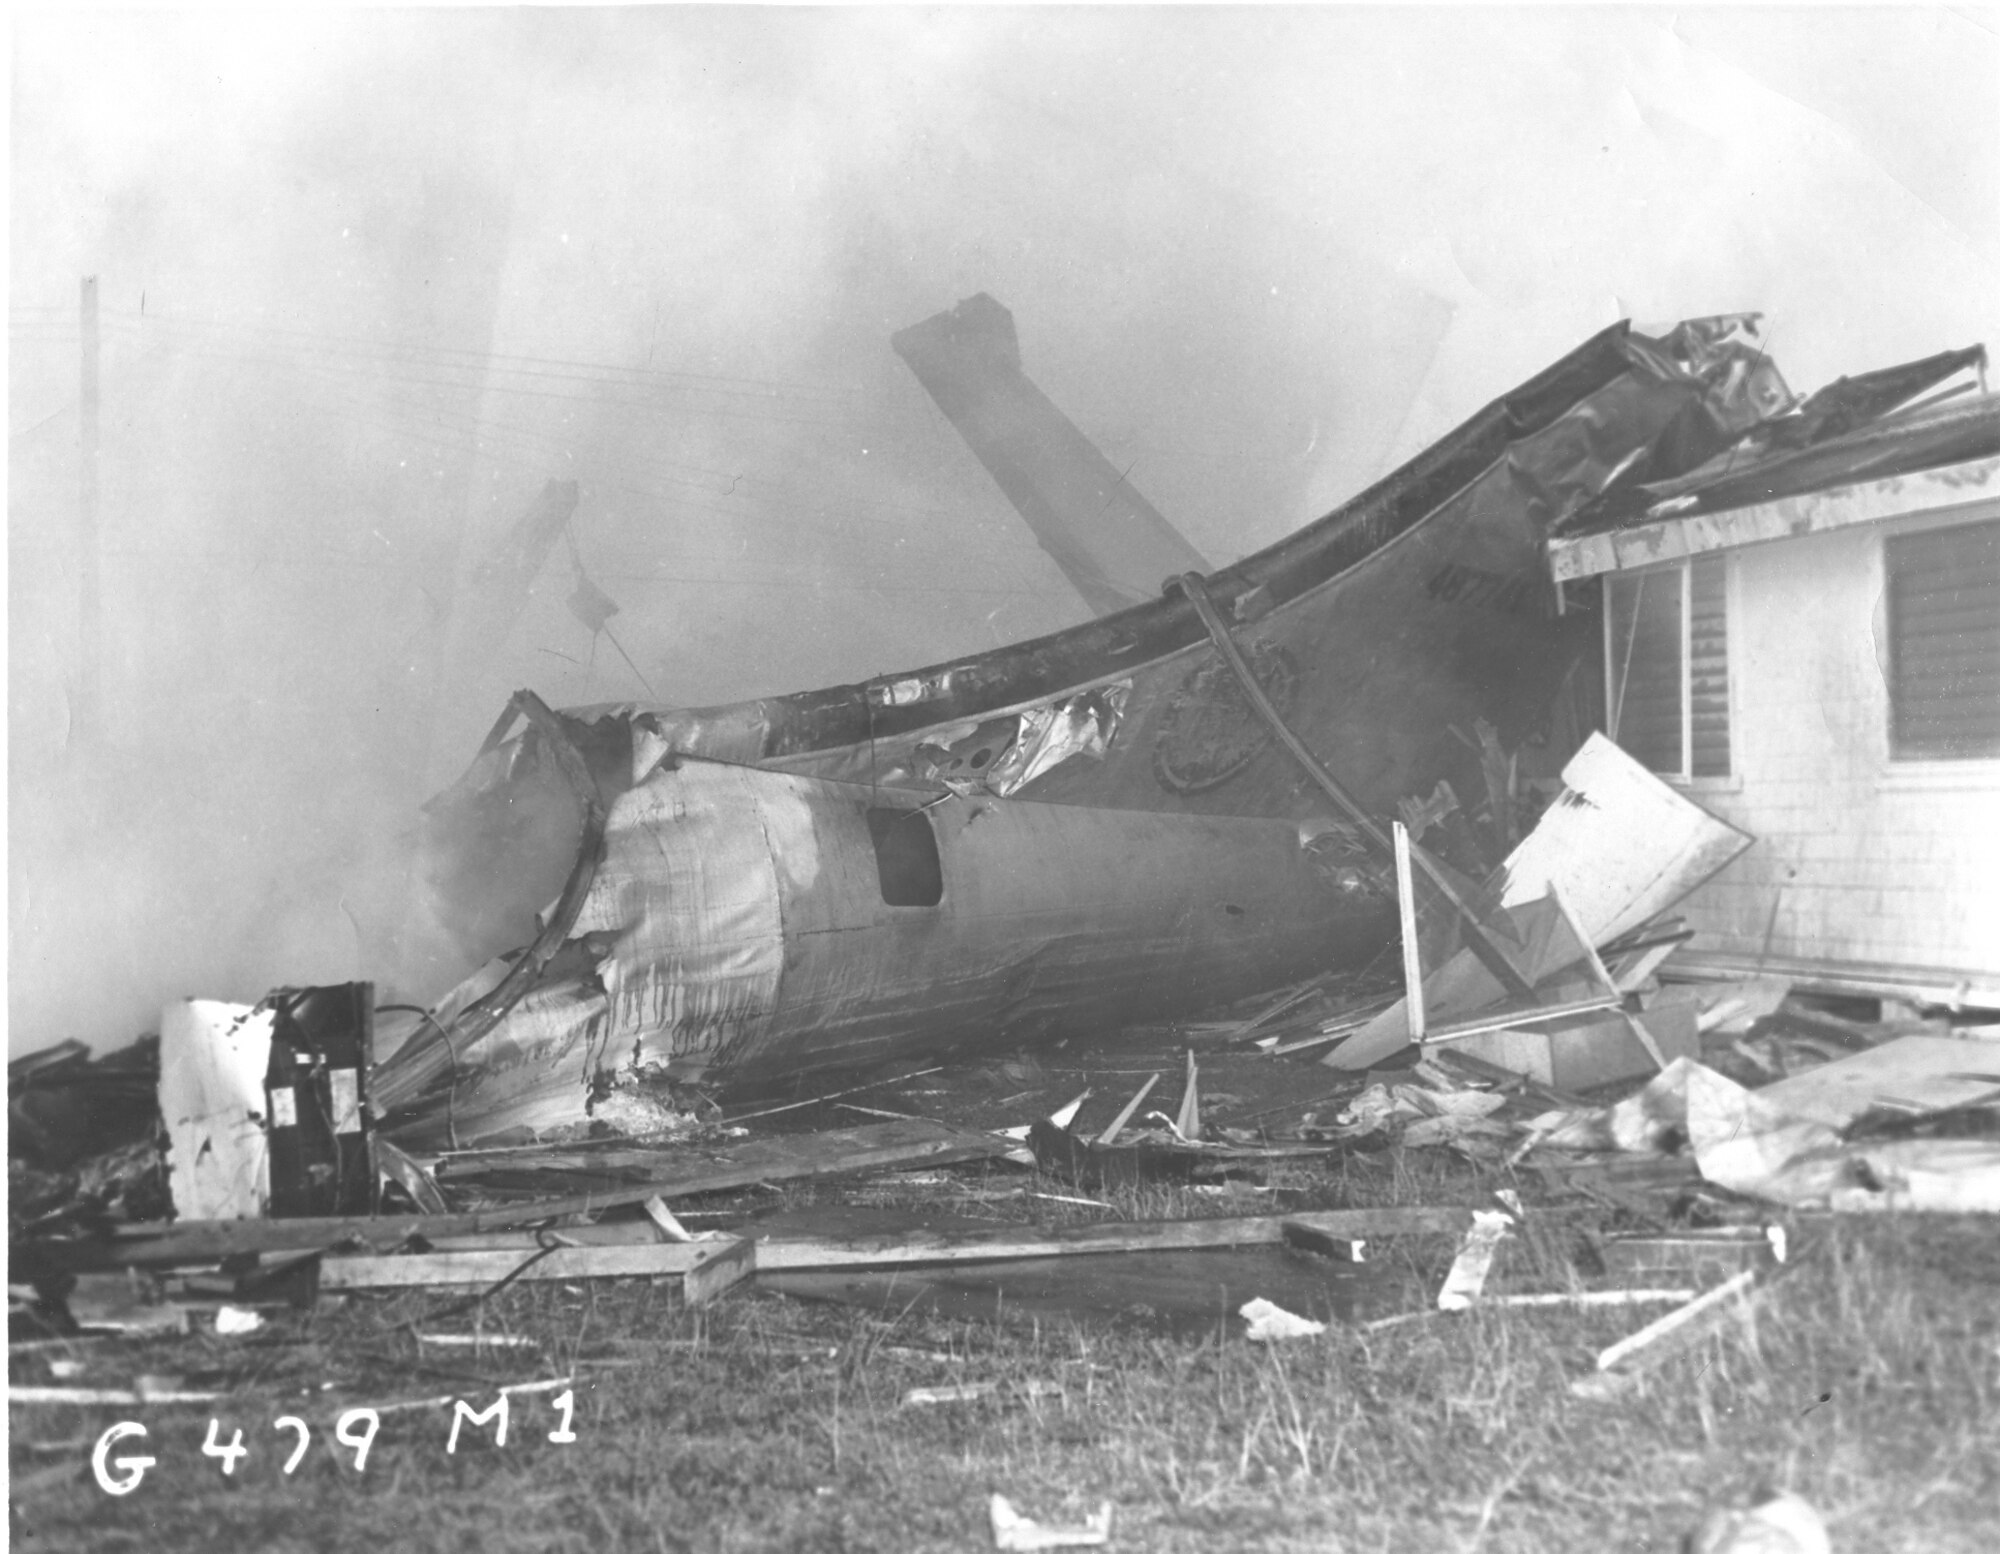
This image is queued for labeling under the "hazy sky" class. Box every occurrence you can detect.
[9,7,1999,1053]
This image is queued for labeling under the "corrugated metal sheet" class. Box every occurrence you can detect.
[1888,518,2000,759]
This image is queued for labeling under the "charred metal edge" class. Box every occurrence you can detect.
[568,321,1668,756]
[378,691,609,1137]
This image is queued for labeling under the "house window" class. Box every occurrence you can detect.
[1604,555,1730,779]
[1886,518,2000,760]
[865,807,944,906]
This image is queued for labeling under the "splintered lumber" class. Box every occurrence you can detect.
[749,1207,1471,1273]
[1096,1074,1159,1145]
[97,1120,1009,1267]
[320,1236,753,1305]
[1570,1270,1766,1399]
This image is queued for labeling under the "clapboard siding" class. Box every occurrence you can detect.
[1649,516,2000,991]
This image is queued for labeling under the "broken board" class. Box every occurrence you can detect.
[1753,1036,2000,1129]
[759,1245,1390,1337]
[94,1119,1010,1267]
[319,1236,754,1305]
[748,1206,1472,1272]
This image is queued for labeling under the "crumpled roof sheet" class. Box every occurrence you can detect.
[1560,345,1993,535]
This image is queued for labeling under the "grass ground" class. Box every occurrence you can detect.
[11,1145,1999,1553]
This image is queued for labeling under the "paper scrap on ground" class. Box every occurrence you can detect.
[1689,1491,1831,1554]
[904,1383,997,1406]
[1437,1210,1514,1310]
[990,1494,1114,1551]
[1240,1298,1327,1342]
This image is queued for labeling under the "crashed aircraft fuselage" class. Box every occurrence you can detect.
[373,316,1790,1147]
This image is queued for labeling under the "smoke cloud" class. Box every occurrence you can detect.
[10,9,1998,1052]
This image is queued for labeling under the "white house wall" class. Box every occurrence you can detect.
[1665,510,2000,1004]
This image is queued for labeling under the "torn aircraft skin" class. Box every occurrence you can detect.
[376,748,1389,1146]
[376,315,1797,1146]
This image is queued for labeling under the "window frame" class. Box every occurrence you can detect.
[1601,552,1735,787]
[863,805,946,907]
[1879,508,2000,776]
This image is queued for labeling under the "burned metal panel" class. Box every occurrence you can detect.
[159,1000,274,1220]
[379,759,1390,1145]
[759,781,1389,1079]
[1567,374,1999,534]
[562,316,1775,799]
[1495,732,1753,946]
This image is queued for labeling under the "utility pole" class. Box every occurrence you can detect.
[77,274,101,745]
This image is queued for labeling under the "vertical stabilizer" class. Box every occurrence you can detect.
[894,294,1211,615]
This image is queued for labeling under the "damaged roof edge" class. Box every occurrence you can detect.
[1549,419,2000,581]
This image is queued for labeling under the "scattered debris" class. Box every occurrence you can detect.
[903,1382,998,1406]
[1688,1492,1831,1554]
[1322,737,1755,1090]
[84,1118,1011,1268]
[1521,1045,2000,1212]
[1753,1034,2000,1126]
[1280,1222,1366,1264]
[61,1272,190,1337]
[1323,888,1623,1073]
[989,1494,1114,1552]
[1599,1228,1784,1287]
[211,1305,264,1336]
[1437,1210,1514,1311]
[1572,1270,1764,1399]
[1694,978,1795,1039]
[1240,1297,1327,1342]
[1095,1074,1158,1146]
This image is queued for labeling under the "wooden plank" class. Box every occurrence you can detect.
[750,1207,1470,1273]
[1753,1035,2000,1128]
[1095,1074,1158,1146]
[1570,1270,1766,1399]
[100,1120,1010,1266]
[1394,821,1426,1041]
[384,1223,668,1252]
[683,1235,756,1307]
[319,1238,746,1290]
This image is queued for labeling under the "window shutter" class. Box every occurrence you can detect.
[1888,519,2000,759]
[1606,566,1683,774]
[1689,556,1730,777]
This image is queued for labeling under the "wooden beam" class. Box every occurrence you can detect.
[318,1238,745,1291]
[749,1207,1471,1273]
[98,1120,1010,1267]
